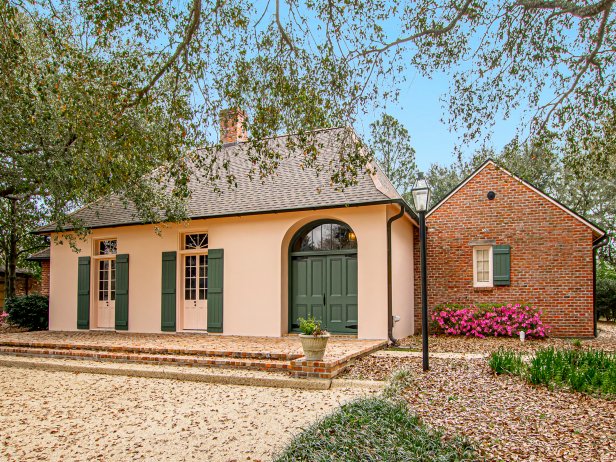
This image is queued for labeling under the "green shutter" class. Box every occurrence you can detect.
[115,254,129,330]
[207,248,224,333]
[493,245,511,286]
[161,251,177,332]
[77,256,91,329]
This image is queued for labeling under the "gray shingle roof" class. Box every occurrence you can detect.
[27,247,50,260]
[39,127,406,232]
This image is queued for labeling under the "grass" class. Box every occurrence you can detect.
[489,347,616,398]
[274,397,476,462]
[487,348,525,375]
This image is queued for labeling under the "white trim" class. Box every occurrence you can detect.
[473,245,493,288]
[426,160,605,237]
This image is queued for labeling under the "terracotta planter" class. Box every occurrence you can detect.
[299,333,330,361]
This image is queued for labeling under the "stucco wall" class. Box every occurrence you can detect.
[49,205,412,339]
[390,206,415,339]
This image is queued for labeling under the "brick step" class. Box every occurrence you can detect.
[0,340,302,361]
[0,346,292,372]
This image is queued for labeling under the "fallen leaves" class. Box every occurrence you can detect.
[344,355,616,462]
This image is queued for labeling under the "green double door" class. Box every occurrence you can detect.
[290,252,358,334]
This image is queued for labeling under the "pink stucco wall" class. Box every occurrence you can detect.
[49,204,416,339]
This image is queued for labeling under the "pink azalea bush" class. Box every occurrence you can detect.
[431,303,550,339]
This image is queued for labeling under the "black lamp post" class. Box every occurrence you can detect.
[411,173,431,372]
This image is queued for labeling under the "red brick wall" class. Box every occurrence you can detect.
[40,260,50,296]
[414,162,596,338]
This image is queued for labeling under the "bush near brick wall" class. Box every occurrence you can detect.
[414,162,597,338]
[431,303,550,338]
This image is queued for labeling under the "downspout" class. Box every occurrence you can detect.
[387,204,405,345]
[592,234,609,337]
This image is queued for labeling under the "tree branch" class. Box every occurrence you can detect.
[535,2,612,132]
[350,0,473,59]
[131,0,203,105]
[275,0,298,54]
[517,0,614,18]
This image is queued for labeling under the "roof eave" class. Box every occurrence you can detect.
[35,198,418,234]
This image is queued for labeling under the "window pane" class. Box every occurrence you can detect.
[476,249,490,282]
[98,240,117,255]
[185,233,208,250]
[293,222,357,252]
[199,255,207,300]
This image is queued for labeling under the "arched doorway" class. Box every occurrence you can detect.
[289,220,358,334]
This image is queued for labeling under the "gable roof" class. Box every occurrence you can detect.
[426,159,606,239]
[38,127,415,233]
[27,247,50,261]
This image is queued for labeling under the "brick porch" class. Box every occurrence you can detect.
[0,331,386,379]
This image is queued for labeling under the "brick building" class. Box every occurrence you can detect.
[27,248,50,298]
[414,160,606,338]
[0,268,42,309]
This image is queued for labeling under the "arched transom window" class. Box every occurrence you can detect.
[292,221,357,252]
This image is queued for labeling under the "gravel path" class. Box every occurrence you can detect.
[0,366,375,462]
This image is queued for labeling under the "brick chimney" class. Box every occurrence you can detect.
[219,108,248,144]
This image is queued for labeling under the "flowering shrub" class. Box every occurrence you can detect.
[431,303,550,339]
[0,312,8,327]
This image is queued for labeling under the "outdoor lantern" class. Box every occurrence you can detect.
[348,230,356,241]
[411,173,431,212]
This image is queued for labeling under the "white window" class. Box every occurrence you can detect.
[473,246,493,287]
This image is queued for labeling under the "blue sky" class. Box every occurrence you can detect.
[353,70,520,171]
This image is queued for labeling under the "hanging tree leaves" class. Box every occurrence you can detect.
[2,0,615,233]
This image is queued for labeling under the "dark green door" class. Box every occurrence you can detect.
[325,255,358,333]
[291,253,358,334]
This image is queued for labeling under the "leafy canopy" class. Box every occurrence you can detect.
[3,0,616,230]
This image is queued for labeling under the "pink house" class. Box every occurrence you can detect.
[39,120,605,339]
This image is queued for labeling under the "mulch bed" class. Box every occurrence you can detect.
[344,356,616,461]
[397,321,616,354]
[0,325,29,334]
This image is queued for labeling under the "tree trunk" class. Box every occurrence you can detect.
[6,197,18,299]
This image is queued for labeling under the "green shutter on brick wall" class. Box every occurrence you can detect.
[493,245,511,286]
[161,251,177,332]
[77,256,91,329]
[207,249,224,333]
[115,254,129,330]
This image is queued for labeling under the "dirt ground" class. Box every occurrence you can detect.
[397,321,616,354]
[343,352,616,461]
[0,366,375,462]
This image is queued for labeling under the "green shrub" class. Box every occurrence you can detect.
[488,349,525,376]
[596,278,616,321]
[5,294,49,330]
[383,368,415,400]
[489,346,616,398]
[528,347,616,397]
[274,397,476,461]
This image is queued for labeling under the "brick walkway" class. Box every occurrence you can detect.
[0,331,386,379]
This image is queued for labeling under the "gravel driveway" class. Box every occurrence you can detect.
[0,366,374,462]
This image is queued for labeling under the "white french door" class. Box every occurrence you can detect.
[183,254,207,330]
[97,258,116,329]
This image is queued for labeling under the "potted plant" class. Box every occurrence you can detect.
[298,316,330,361]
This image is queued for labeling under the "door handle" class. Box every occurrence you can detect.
[323,293,326,306]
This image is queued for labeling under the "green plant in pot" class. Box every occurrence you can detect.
[298,316,330,361]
